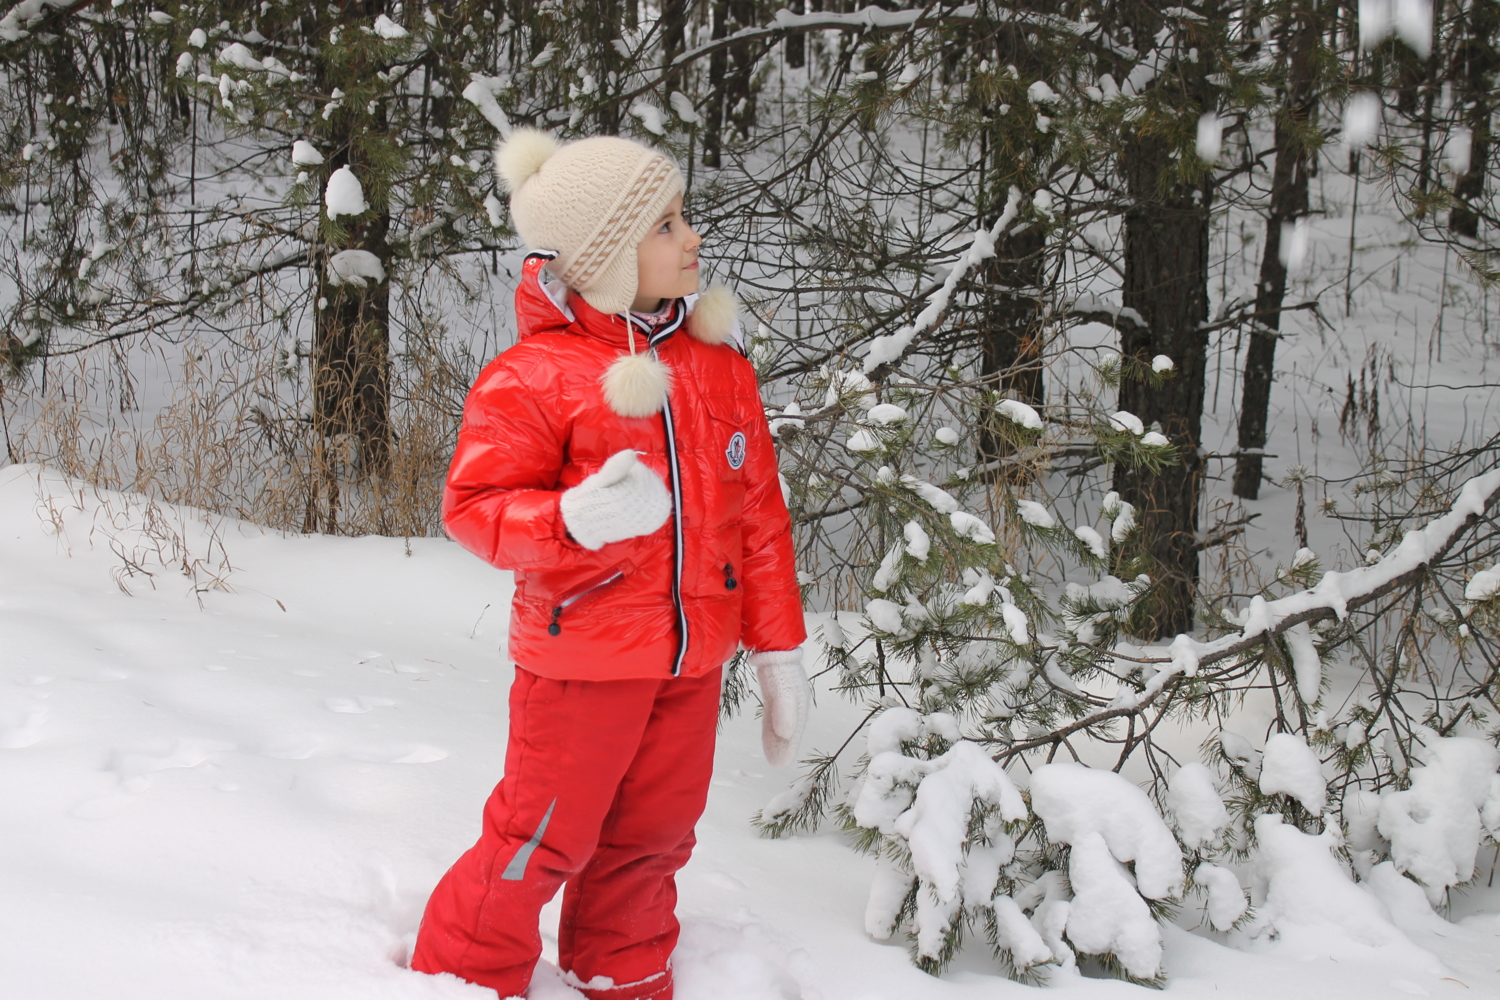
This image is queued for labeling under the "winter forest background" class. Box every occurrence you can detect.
[3,0,1500,996]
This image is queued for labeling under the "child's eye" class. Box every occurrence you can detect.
[659,221,672,233]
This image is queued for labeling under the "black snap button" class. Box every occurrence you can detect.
[547,623,561,636]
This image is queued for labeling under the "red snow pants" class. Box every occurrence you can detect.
[412,664,722,1000]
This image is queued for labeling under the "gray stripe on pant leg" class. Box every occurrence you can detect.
[500,797,557,881]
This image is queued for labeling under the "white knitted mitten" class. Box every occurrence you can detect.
[559,449,671,550]
[751,648,808,769]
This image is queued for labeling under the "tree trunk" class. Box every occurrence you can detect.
[977,227,1046,466]
[975,2,1056,468]
[312,0,393,489]
[659,0,689,89]
[1414,0,1447,198]
[583,0,624,133]
[1450,0,1499,238]
[313,210,392,482]
[1113,130,1213,639]
[1100,3,1217,639]
[702,1,731,167]
[1233,1,1319,499]
[785,0,806,69]
[703,1,760,167]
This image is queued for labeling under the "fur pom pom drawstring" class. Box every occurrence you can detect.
[601,314,673,418]
[686,284,738,345]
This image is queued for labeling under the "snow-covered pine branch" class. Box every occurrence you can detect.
[1001,469,1500,760]
[862,188,1023,373]
[771,446,1500,981]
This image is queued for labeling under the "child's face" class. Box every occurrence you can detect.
[631,194,701,311]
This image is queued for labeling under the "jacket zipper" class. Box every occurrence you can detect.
[642,315,690,676]
[547,569,625,635]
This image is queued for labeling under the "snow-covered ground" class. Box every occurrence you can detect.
[3,462,1498,1000]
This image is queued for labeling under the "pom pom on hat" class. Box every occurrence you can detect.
[494,127,560,193]
[687,284,738,345]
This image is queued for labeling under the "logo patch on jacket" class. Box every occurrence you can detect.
[725,431,747,470]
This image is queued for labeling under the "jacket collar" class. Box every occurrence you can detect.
[515,251,681,351]
[514,250,734,350]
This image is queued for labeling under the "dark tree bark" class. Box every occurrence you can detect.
[1233,1,1320,499]
[975,2,1057,468]
[659,0,690,87]
[1107,5,1217,638]
[785,0,806,68]
[311,0,393,493]
[1413,0,1447,197]
[313,209,392,483]
[1450,0,1499,238]
[979,227,1046,402]
[1113,134,1213,638]
[582,0,626,133]
[977,228,1046,467]
[703,0,759,167]
[703,1,732,167]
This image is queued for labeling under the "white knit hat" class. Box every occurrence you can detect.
[495,128,685,315]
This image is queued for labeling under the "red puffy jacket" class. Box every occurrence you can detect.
[442,254,806,681]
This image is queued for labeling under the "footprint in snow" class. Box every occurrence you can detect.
[524,961,586,999]
[701,871,747,892]
[255,732,326,759]
[672,920,804,1000]
[0,704,47,749]
[345,743,448,764]
[324,695,398,713]
[249,734,443,763]
[71,737,233,818]
[109,737,235,791]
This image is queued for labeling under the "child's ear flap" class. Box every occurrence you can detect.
[687,285,737,345]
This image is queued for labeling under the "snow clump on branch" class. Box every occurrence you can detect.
[1258,733,1326,815]
[1166,762,1230,849]
[1029,763,1184,978]
[324,165,367,220]
[996,398,1042,430]
[1376,735,1500,904]
[854,709,1026,962]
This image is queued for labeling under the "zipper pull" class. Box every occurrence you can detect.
[723,563,738,590]
[548,607,562,635]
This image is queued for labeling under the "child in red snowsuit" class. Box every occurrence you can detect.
[411,129,809,1000]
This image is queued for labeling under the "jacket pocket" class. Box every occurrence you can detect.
[544,565,627,636]
[699,393,749,481]
[699,400,750,535]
